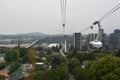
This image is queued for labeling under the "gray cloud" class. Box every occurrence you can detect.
[0,0,120,34]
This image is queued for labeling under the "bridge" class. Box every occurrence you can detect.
[0,40,39,48]
[25,40,39,48]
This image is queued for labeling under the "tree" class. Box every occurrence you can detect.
[0,75,5,80]
[19,48,27,57]
[37,47,43,51]
[21,54,27,63]
[46,69,60,80]
[27,48,37,65]
[33,63,69,80]
[67,47,78,58]
[0,47,10,53]
[4,49,20,64]
[51,56,61,68]
[86,55,120,80]
[74,67,85,80]
[33,71,46,80]
[51,56,66,68]
[32,61,69,80]
[9,62,21,74]
[0,62,6,70]
[75,53,96,63]
[55,63,69,80]
[38,51,45,57]
[115,49,120,57]
[55,46,59,52]
[68,57,81,74]
[47,49,52,55]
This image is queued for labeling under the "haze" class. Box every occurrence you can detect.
[0,0,120,34]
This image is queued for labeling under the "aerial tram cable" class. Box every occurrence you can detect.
[88,3,120,50]
[81,26,91,33]
[80,24,94,33]
[80,2,120,33]
[60,0,67,27]
[60,0,67,52]
[80,2,120,50]
[99,3,120,21]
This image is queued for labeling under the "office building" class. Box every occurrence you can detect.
[87,33,97,44]
[108,29,120,49]
[73,33,83,50]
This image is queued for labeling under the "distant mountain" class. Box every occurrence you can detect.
[25,32,46,36]
[0,32,46,36]
[0,32,73,39]
[48,33,72,37]
[0,32,47,39]
[0,32,73,36]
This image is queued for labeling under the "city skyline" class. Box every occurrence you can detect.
[0,0,120,34]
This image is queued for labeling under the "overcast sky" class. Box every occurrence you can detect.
[0,0,120,34]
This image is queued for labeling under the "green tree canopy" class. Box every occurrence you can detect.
[9,62,21,74]
[87,55,120,80]
[47,49,52,55]
[68,57,81,74]
[55,63,69,80]
[19,48,27,57]
[67,47,78,58]
[115,49,120,57]
[27,49,37,65]
[75,53,96,63]
[33,63,69,80]
[4,49,20,64]
[74,67,85,80]
[0,75,5,80]
[0,62,6,70]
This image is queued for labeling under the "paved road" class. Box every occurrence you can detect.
[59,48,75,80]
[60,49,66,57]
[69,74,75,80]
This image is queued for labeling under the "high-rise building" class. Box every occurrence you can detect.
[108,29,120,49]
[87,33,97,44]
[101,29,107,49]
[87,30,107,49]
[73,33,83,50]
